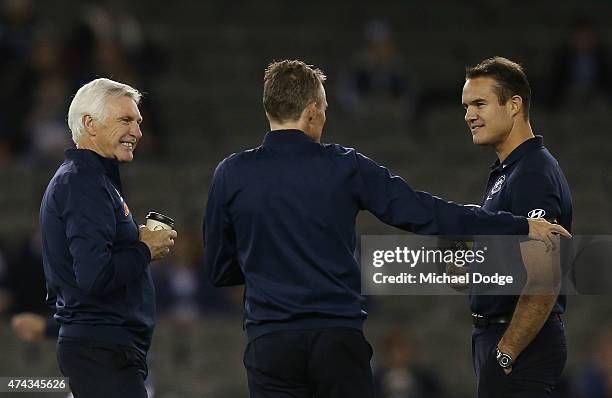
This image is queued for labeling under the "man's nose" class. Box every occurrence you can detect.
[465,109,477,123]
[131,123,142,139]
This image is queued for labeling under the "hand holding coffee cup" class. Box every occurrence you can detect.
[139,212,177,260]
[145,212,175,231]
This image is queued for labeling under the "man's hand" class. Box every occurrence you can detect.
[139,226,177,260]
[445,262,470,291]
[527,218,571,251]
[442,239,472,292]
[11,313,46,342]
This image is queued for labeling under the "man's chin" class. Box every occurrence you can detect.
[115,152,135,162]
[472,134,489,146]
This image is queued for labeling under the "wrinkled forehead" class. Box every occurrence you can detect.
[105,95,142,120]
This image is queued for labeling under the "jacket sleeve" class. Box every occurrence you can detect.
[510,173,561,223]
[45,281,57,309]
[354,152,528,236]
[204,159,244,286]
[63,173,151,296]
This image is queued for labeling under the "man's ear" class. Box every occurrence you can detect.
[299,102,316,122]
[83,115,96,136]
[510,95,523,118]
[307,101,318,121]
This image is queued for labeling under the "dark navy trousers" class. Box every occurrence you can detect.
[244,327,375,398]
[472,316,567,398]
[57,337,148,398]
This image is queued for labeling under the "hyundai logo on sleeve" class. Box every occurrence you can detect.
[527,209,547,219]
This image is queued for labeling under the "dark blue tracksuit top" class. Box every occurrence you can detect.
[204,130,529,341]
[40,149,154,355]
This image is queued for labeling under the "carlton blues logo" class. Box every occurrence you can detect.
[490,175,506,195]
[112,187,130,217]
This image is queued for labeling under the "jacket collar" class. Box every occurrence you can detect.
[490,135,544,171]
[263,130,316,146]
[65,148,123,193]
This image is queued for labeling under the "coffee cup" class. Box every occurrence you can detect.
[145,212,175,231]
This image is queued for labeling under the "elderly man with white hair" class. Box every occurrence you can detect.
[40,78,177,398]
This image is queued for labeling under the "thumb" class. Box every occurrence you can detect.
[138,225,150,237]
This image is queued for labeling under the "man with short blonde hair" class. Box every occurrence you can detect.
[263,60,326,123]
[205,60,569,398]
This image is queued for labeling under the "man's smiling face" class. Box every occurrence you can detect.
[462,76,514,147]
[90,95,143,162]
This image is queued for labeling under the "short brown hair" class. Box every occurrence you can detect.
[263,60,326,122]
[466,57,531,120]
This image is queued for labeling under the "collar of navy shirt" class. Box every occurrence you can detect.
[490,135,544,172]
[64,148,123,194]
[263,129,318,147]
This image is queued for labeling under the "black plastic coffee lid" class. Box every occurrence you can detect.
[145,212,175,227]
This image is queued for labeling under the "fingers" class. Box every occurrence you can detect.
[528,219,571,252]
[166,230,177,247]
[140,228,177,261]
[537,228,555,252]
[138,225,148,238]
[552,224,572,238]
[544,230,563,252]
[158,230,177,259]
[541,223,570,252]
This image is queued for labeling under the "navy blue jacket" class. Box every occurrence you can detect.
[40,149,154,355]
[470,136,573,316]
[204,130,528,341]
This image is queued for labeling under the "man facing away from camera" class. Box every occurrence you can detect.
[461,57,572,397]
[40,78,177,398]
[204,60,570,398]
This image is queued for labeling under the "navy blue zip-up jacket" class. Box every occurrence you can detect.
[40,149,154,355]
[204,130,528,341]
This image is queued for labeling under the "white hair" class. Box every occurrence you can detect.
[67,78,142,145]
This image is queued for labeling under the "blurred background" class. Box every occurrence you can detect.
[0,0,611,396]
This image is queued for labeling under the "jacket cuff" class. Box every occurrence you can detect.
[515,216,529,235]
[135,241,152,265]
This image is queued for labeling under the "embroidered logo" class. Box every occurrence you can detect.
[113,187,130,217]
[527,209,546,219]
[490,175,506,195]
